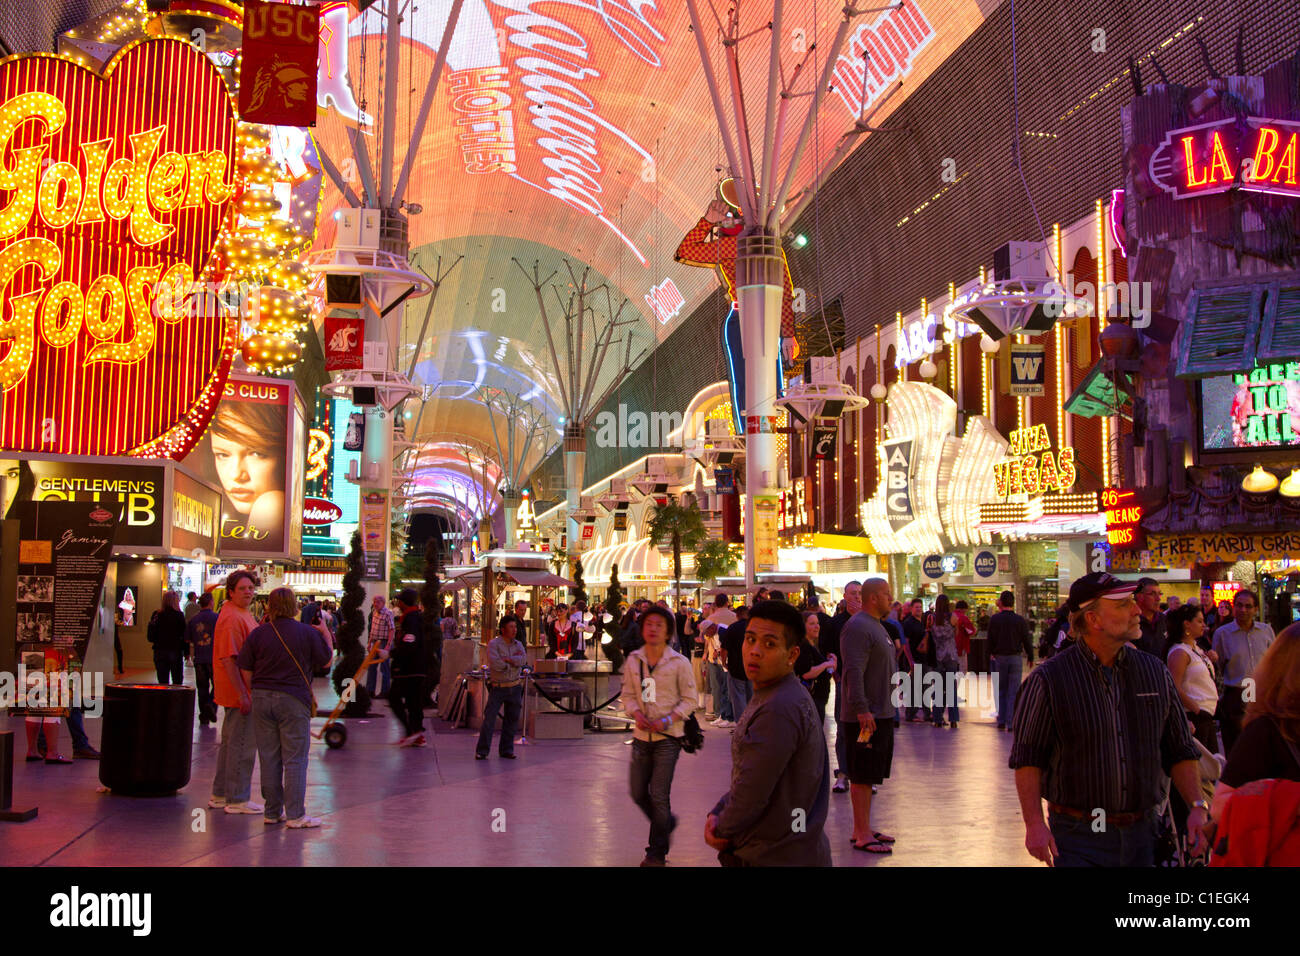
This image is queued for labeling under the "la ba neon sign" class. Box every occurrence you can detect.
[1150,117,1300,200]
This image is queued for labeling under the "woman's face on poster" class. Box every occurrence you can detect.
[210,435,279,514]
[0,459,21,516]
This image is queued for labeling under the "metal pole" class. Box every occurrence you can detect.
[757,0,786,219]
[768,9,859,231]
[378,0,404,207]
[391,0,466,204]
[685,0,756,224]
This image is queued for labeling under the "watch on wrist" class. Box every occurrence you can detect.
[1191,799,1210,812]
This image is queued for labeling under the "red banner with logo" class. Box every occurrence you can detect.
[324,316,365,370]
[239,0,321,127]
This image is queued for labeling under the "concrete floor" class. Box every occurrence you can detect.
[1,669,1033,866]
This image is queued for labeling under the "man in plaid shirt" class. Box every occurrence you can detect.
[366,595,396,699]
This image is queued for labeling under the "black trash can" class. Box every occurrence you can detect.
[99,683,195,796]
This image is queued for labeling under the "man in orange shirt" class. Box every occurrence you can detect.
[209,570,263,814]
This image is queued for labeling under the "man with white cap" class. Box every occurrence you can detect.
[1009,572,1206,866]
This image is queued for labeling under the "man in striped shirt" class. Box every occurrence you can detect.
[1010,573,1206,866]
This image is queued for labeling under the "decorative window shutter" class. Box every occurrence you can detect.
[1176,285,1264,378]
[1256,284,1300,365]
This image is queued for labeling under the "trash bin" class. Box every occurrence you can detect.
[99,683,195,796]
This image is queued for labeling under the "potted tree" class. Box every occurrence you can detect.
[646,495,708,613]
[333,530,371,717]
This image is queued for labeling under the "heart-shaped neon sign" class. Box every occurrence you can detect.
[0,39,239,457]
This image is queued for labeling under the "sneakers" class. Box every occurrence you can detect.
[286,816,322,829]
[397,733,424,747]
[639,855,666,867]
[264,812,287,825]
[207,796,228,809]
[224,801,265,814]
[711,719,736,729]
[832,775,849,794]
[413,734,428,747]
[73,746,101,759]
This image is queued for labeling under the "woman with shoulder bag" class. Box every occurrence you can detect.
[235,587,332,829]
[620,606,699,866]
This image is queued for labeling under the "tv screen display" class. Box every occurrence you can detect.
[1200,363,1300,451]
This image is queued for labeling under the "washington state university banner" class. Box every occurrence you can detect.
[324,316,365,371]
[239,0,320,127]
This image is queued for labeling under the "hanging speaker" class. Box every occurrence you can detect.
[326,274,362,308]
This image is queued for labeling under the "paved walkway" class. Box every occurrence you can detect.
[2,672,1033,867]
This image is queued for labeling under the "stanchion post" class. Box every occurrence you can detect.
[0,730,38,822]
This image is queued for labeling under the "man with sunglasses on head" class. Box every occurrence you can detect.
[1010,573,1204,866]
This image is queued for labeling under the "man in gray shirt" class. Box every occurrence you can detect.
[1212,588,1275,754]
[705,601,831,866]
[839,577,899,854]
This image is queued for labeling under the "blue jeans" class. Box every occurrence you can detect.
[708,662,733,721]
[994,655,1023,729]
[252,689,311,821]
[832,680,847,777]
[477,684,523,756]
[629,737,681,861]
[365,657,391,697]
[212,705,257,803]
[194,662,216,723]
[930,659,960,724]
[727,674,752,719]
[1049,809,1158,866]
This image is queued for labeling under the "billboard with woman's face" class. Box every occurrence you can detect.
[184,375,303,560]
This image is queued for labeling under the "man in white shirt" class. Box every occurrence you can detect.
[1212,589,1275,754]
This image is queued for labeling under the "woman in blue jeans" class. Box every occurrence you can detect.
[620,606,698,866]
[236,587,331,829]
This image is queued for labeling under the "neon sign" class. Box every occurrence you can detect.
[1102,487,1143,550]
[0,40,238,458]
[993,425,1076,497]
[644,278,685,325]
[1150,118,1300,200]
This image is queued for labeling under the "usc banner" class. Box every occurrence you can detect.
[239,0,320,127]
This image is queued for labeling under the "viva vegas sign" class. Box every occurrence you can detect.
[0,39,239,458]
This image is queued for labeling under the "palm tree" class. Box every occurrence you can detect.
[693,538,739,607]
[646,495,708,610]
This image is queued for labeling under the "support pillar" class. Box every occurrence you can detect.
[563,423,586,557]
[501,490,521,548]
[737,232,784,587]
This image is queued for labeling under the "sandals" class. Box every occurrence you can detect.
[849,832,897,845]
[853,839,893,854]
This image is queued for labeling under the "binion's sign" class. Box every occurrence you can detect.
[0,40,239,457]
[1150,117,1300,200]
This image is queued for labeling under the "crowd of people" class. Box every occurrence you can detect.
[23,566,1296,865]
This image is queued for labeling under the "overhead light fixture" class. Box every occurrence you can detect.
[979,334,1000,353]
[1242,465,1279,494]
[1279,469,1300,498]
[919,359,938,380]
[792,234,809,249]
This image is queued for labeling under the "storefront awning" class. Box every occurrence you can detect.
[582,537,663,584]
[504,569,574,588]
[443,568,574,589]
